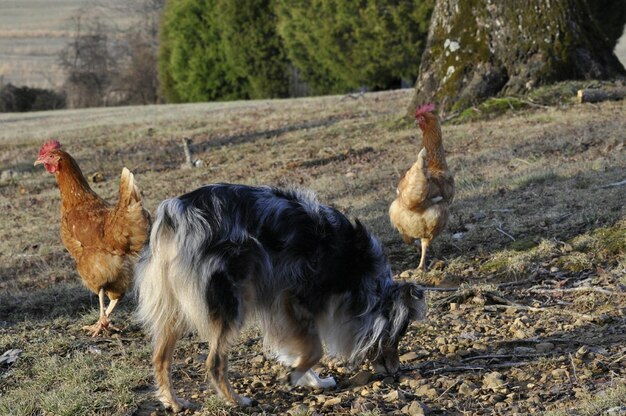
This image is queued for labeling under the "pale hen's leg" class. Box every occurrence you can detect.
[417,238,430,271]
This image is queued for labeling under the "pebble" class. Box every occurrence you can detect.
[513,346,535,354]
[435,336,447,345]
[250,355,264,364]
[349,370,372,386]
[400,351,419,362]
[90,172,105,183]
[535,342,555,353]
[483,372,507,392]
[323,397,341,407]
[551,368,569,380]
[458,381,476,396]
[415,384,438,399]
[288,404,308,415]
[575,345,589,358]
[351,397,375,413]
[384,389,405,402]
[402,400,430,416]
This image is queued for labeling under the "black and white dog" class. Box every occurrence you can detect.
[135,184,427,411]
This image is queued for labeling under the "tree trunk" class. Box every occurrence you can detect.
[409,0,626,115]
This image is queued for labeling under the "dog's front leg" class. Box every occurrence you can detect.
[287,337,336,389]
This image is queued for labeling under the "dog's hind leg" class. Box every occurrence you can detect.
[153,323,188,412]
[205,321,255,407]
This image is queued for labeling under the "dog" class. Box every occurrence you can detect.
[135,184,427,411]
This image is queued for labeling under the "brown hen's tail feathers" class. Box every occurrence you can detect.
[118,167,142,207]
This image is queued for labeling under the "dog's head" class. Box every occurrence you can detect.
[369,281,427,375]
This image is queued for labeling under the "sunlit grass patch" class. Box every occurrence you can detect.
[0,349,151,415]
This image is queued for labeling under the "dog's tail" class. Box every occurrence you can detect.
[134,198,212,342]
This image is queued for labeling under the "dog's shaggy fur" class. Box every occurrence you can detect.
[135,184,427,410]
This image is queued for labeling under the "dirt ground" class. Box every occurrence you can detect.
[0,89,624,415]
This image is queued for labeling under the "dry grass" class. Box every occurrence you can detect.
[0,89,625,415]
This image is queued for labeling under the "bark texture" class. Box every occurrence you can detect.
[409,0,626,115]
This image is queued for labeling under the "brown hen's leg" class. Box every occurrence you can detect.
[82,290,120,337]
[82,288,107,337]
[417,238,430,270]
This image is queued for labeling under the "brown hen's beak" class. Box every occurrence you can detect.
[34,158,43,166]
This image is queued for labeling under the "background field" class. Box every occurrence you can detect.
[0,90,624,415]
[1,0,626,90]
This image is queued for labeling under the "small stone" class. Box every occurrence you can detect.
[351,397,375,413]
[360,388,370,397]
[0,170,17,181]
[90,172,105,183]
[513,346,535,355]
[384,389,405,402]
[575,345,589,358]
[415,384,438,399]
[458,382,476,396]
[551,368,569,380]
[400,351,419,363]
[535,342,555,353]
[550,266,559,273]
[250,355,264,364]
[288,404,309,415]
[449,302,458,311]
[402,400,430,416]
[605,406,626,416]
[323,397,342,407]
[483,372,506,392]
[349,370,372,386]
[513,329,527,339]
[435,336,447,346]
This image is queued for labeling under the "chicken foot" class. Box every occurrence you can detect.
[417,238,431,271]
[82,289,120,337]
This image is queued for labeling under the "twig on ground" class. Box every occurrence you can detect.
[496,227,515,241]
[421,286,460,292]
[483,304,600,321]
[341,91,365,101]
[526,286,623,296]
[423,361,532,375]
[569,353,578,382]
[611,353,626,364]
[436,379,461,400]
[462,353,549,362]
[599,179,626,189]
[521,99,550,109]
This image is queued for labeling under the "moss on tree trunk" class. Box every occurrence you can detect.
[409,0,626,115]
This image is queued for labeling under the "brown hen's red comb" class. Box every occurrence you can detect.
[415,103,436,118]
[38,140,61,158]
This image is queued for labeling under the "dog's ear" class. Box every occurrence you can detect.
[399,282,427,321]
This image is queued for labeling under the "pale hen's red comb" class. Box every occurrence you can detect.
[414,103,436,118]
[38,140,61,158]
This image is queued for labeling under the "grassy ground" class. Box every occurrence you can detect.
[0,89,624,415]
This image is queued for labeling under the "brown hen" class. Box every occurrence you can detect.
[35,140,151,336]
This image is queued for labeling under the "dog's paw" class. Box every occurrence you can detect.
[162,397,192,413]
[236,396,257,407]
[292,369,337,389]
